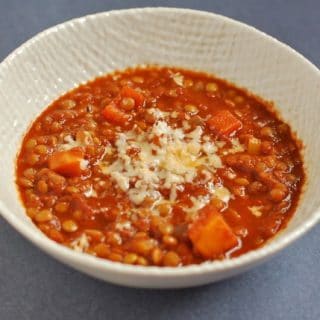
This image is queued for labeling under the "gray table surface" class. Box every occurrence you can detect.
[1,1,319,319]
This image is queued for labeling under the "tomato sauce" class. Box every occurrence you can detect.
[16,66,304,266]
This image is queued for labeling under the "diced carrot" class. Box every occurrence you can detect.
[48,149,86,177]
[120,86,145,108]
[101,102,129,125]
[207,110,242,136]
[101,87,144,124]
[188,205,238,259]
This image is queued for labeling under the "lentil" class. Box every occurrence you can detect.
[37,180,48,194]
[23,168,36,179]
[184,104,198,114]
[163,251,181,266]
[16,66,304,267]
[60,99,76,109]
[34,210,53,223]
[34,144,48,154]
[151,248,163,265]
[62,220,78,232]
[84,229,104,242]
[162,235,178,247]
[93,243,110,258]
[25,139,37,149]
[260,126,274,138]
[124,253,138,264]
[205,82,218,92]
[121,97,135,111]
[18,177,33,188]
[54,202,69,213]
[108,252,123,262]
[136,256,148,266]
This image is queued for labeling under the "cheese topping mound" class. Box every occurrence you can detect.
[100,113,228,208]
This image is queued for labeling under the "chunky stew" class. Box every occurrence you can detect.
[16,66,304,266]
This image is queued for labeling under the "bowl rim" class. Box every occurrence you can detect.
[1,7,320,278]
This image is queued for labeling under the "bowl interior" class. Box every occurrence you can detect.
[0,8,319,286]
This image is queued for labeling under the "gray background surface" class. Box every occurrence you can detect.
[0,1,319,319]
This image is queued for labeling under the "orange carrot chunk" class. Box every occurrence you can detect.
[48,149,86,177]
[101,102,129,125]
[207,110,242,136]
[101,87,144,124]
[188,205,238,259]
[120,86,145,108]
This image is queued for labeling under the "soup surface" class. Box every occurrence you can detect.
[16,66,304,266]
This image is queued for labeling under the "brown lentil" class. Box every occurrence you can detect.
[270,188,287,202]
[93,243,110,258]
[34,144,48,155]
[121,97,135,111]
[234,177,250,186]
[205,82,218,92]
[162,235,178,247]
[60,99,76,109]
[62,220,78,232]
[34,210,53,223]
[26,208,37,219]
[16,66,304,267]
[151,248,163,265]
[18,177,33,188]
[136,256,148,266]
[158,223,174,235]
[108,252,123,262]
[163,251,181,267]
[130,239,154,256]
[260,126,274,138]
[54,202,69,213]
[123,253,138,264]
[25,139,37,149]
[23,168,36,179]
[84,229,104,242]
[37,180,48,194]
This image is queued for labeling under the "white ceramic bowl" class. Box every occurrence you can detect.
[0,7,320,288]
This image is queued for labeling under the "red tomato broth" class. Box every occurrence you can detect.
[16,66,305,266]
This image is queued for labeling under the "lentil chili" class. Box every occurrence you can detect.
[16,66,304,266]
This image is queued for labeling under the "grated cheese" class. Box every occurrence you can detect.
[222,138,245,155]
[84,185,97,198]
[100,108,230,210]
[171,111,179,119]
[70,233,89,253]
[249,206,264,217]
[171,72,184,86]
[59,135,82,151]
[80,159,89,170]
[147,108,169,120]
[214,186,231,203]
[59,131,93,151]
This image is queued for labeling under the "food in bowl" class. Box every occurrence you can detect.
[16,66,304,267]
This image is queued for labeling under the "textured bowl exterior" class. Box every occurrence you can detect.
[0,8,320,288]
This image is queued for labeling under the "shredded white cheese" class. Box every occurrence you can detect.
[70,233,89,252]
[115,221,132,231]
[99,109,230,211]
[147,108,169,120]
[249,206,264,217]
[60,131,93,151]
[59,135,82,151]
[214,186,231,203]
[84,185,97,198]
[222,138,245,155]
[171,72,184,86]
